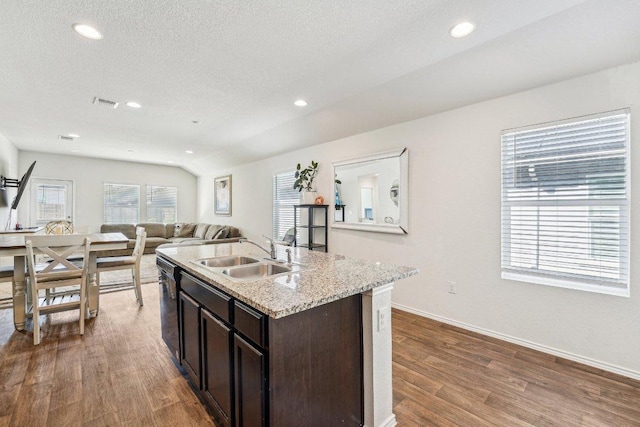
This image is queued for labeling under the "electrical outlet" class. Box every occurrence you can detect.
[378,306,390,331]
[448,281,456,294]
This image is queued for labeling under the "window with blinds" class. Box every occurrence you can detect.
[146,185,177,223]
[273,171,298,240]
[501,110,630,296]
[104,183,140,224]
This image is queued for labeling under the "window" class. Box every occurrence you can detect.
[146,185,177,223]
[273,171,298,240]
[104,183,140,224]
[30,179,73,226]
[501,110,630,296]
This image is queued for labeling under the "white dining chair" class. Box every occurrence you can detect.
[26,234,91,345]
[96,227,147,306]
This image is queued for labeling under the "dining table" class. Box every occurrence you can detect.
[0,232,129,331]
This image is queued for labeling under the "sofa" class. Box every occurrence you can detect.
[98,222,242,256]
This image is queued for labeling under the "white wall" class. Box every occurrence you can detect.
[19,152,198,231]
[197,60,640,377]
[0,133,19,228]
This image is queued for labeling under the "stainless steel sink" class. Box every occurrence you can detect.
[221,263,292,279]
[196,256,260,268]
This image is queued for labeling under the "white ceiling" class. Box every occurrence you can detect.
[1,0,639,176]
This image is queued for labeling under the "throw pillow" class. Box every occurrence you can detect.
[204,225,223,240]
[194,223,210,239]
[214,226,229,239]
[174,223,196,238]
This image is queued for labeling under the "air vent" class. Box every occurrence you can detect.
[93,96,119,109]
[58,135,74,141]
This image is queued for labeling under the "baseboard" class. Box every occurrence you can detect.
[391,302,640,382]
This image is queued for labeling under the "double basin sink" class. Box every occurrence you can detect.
[194,255,298,281]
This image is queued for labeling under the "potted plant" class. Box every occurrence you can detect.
[294,161,319,204]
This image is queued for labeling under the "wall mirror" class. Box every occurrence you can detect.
[332,148,408,234]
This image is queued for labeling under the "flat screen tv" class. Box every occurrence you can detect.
[10,161,36,210]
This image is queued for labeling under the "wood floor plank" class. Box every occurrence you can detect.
[394,398,457,427]
[435,385,533,427]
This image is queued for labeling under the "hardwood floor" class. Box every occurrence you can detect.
[1,283,639,426]
[0,283,215,427]
[392,309,640,427]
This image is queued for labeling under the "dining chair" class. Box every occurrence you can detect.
[45,220,74,235]
[26,234,91,345]
[96,227,147,306]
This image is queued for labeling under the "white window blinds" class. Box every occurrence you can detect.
[146,185,177,223]
[36,183,67,222]
[501,110,630,296]
[104,183,140,224]
[273,171,297,240]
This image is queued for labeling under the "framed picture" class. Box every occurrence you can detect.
[214,175,232,216]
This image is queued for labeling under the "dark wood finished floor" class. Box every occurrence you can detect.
[1,282,639,426]
[392,309,640,427]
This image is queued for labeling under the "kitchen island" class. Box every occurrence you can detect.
[157,242,417,427]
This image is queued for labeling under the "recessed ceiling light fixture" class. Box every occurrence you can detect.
[72,23,103,40]
[69,149,79,153]
[68,133,80,138]
[125,101,141,108]
[167,160,174,164]
[192,120,200,124]
[450,21,475,38]
[294,99,308,107]
[185,150,193,154]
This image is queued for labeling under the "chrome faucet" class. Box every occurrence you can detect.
[238,236,277,260]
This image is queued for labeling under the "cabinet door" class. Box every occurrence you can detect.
[234,335,266,427]
[179,291,201,388]
[202,309,233,427]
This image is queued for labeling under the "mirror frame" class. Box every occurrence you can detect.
[332,147,408,235]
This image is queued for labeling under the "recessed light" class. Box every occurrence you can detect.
[72,23,103,40]
[126,101,141,108]
[294,99,308,107]
[68,133,80,138]
[192,120,200,124]
[69,149,79,153]
[450,21,475,38]
[167,160,174,164]
[127,149,136,153]
[185,150,193,154]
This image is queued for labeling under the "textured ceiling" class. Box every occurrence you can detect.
[1,0,639,175]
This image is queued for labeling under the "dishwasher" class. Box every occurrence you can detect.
[157,256,180,360]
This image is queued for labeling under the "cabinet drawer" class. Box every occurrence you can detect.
[234,301,266,347]
[181,273,231,323]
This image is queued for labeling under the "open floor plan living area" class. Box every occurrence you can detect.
[1,1,640,426]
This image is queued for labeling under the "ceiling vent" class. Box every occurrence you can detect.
[93,96,119,109]
[58,135,74,141]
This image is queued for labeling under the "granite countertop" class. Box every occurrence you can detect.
[156,243,418,319]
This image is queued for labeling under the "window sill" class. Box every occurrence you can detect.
[502,271,629,298]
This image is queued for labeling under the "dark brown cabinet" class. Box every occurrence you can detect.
[234,335,266,427]
[179,272,266,427]
[179,291,201,388]
[164,268,363,427]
